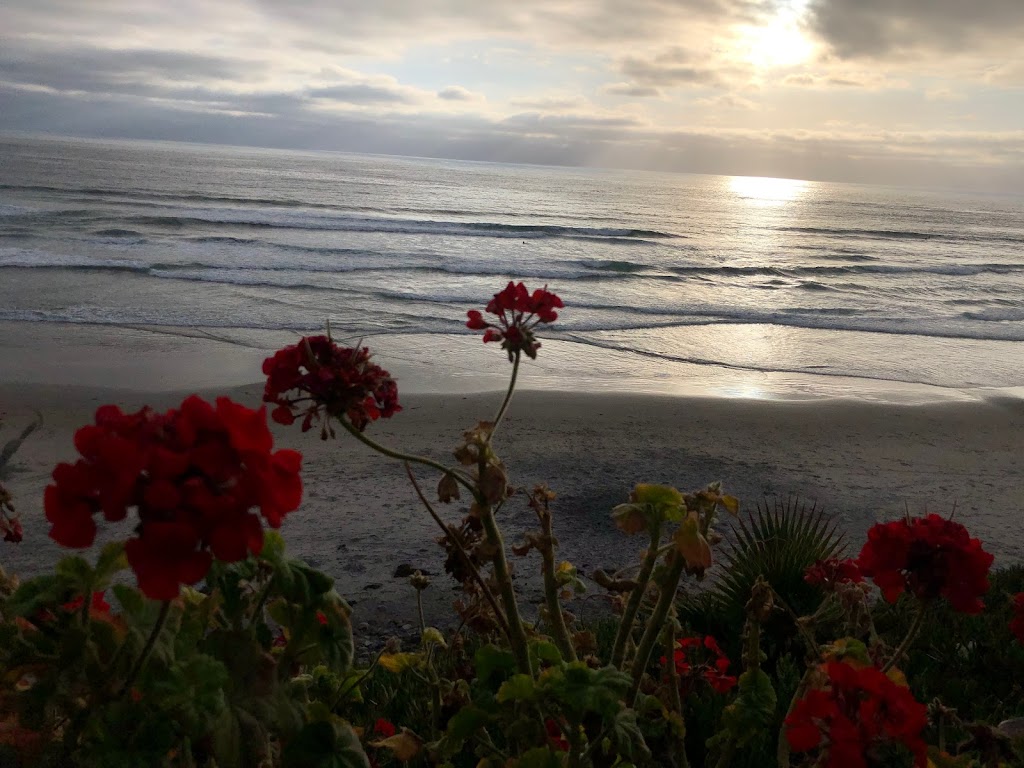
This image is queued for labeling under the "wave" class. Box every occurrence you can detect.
[90,228,145,237]
[668,262,1024,278]
[777,225,1024,245]
[99,211,677,241]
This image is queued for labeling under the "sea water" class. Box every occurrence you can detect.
[1,135,1022,401]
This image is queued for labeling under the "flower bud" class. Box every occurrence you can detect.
[437,473,460,503]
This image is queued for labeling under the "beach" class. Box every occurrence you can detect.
[3,322,1022,639]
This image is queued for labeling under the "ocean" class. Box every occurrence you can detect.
[1,134,1023,401]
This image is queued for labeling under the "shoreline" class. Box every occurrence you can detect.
[2,319,1018,405]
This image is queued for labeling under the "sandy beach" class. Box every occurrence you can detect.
[3,321,1022,641]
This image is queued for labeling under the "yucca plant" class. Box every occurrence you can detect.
[681,496,845,657]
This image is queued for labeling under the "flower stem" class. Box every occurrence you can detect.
[403,463,511,638]
[539,509,577,662]
[627,555,686,706]
[120,600,171,696]
[479,502,533,675]
[490,350,520,438]
[662,615,691,768]
[338,417,475,495]
[882,602,927,673]
[611,525,662,669]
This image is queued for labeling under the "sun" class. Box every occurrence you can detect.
[737,2,815,69]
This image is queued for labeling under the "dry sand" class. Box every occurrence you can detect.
[2,377,1022,642]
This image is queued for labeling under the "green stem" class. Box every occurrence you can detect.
[403,463,511,639]
[480,503,532,675]
[416,589,426,636]
[332,648,385,710]
[778,667,815,768]
[662,616,690,768]
[490,351,520,438]
[250,579,274,629]
[772,587,821,660]
[882,603,926,673]
[338,418,476,495]
[539,511,577,662]
[120,600,171,696]
[627,556,686,706]
[610,525,662,669]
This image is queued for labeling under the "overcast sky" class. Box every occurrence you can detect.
[2,0,1023,190]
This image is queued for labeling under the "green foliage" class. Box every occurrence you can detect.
[875,565,1024,724]
[699,495,844,636]
[0,536,362,767]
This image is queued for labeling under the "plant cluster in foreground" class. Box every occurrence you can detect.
[0,280,1022,768]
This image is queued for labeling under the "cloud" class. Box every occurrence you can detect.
[508,94,590,111]
[601,82,663,97]
[808,0,1024,58]
[4,80,1023,192]
[437,85,482,101]
[617,48,747,89]
[309,83,417,104]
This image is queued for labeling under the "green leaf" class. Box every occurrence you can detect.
[95,541,128,582]
[496,674,536,703]
[5,574,63,616]
[283,719,371,768]
[674,513,712,573]
[421,627,447,648]
[609,708,651,763]
[55,554,94,591]
[516,747,563,768]
[632,484,683,508]
[430,705,490,760]
[474,644,517,685]
[531,640,563,665]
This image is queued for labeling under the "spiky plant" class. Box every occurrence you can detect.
[717,495,844,617]
[680,496,845,656]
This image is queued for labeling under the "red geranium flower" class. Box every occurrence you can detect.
[1011,593,1024,645]
[373,719,396,738]
[660,634,737,696]
[856,515,993,614]
[544,719,569,752]
[44,396,302,600]
[805,558,864,590]
[785,660,928,768]
[263,336,400,434]
[61,591,112,614]
[466,281,564,361]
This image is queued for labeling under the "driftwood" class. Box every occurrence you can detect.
[0,411,43,474]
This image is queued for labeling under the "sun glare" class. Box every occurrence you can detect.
[729,175,808,205]
[737,2,815,69]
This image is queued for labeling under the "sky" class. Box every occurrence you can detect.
[1,0,1023,190]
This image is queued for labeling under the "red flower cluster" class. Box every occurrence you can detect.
[61,591,112,615]
[660,635,737,695]
[805,558,864,591]
[44,396,302,600]
[785,661,928,768]
[263,336,400,433]
[1011,593,1024,645]
[856,514,993,614]
[544,719,569,752]
[372,719,396,739]
[466,281,564,361]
